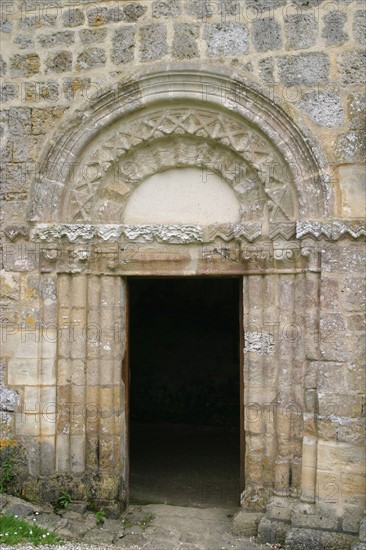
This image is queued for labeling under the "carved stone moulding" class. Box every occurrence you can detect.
[28,65,333,226]
[296,220,366,240]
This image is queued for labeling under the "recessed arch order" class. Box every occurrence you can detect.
[28,64,333,227]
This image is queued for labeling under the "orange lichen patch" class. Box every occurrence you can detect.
[0,439,17,448]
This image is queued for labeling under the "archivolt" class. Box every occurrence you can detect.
[28,65,332,223]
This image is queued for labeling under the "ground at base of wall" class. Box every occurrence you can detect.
[0,493,273,549]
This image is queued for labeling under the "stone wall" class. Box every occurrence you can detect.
[0,1,365,549]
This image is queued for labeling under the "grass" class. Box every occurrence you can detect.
[0,514,63,546]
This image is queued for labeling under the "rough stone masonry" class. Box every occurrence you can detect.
[0,1,365,549]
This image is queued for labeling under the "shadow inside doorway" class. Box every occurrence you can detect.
[128,278,241,508]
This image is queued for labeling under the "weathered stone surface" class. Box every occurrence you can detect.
[32,107,66,135]
[117,2,147,23]
[298,92,344,127]
[0,19,13,33]
[10,53,40,77]
[76,48,106,71]
[338,50,366,85]
[45,50,73,73]
[79,28,107,44]
[277,53,329,86]
[258,517,289,546]
[0,83,19,102]
[19,14,57,29]
[322,12,348,46]
[86,7,108,27]
[0,3,365,544]
[233,511,264,536]
[258,57,274,82]
[185,0,213,18]
[284,14,318,50]
[62,8,85,27]
[246,0,286,10]
[173,23,199,59]
[204,22,249,56]
[353,10,366,44]
[286,528,322,550]
[153,0,181,18]
[13,35,34,49]
[38,31,75,48]
[347,92,366,130]
[253,17,282,52]
[335,130,366,163]
[112,27,135,64]
[140,24,167,60]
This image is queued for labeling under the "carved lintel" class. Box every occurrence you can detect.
[296,220,366,241]
[4,225,30,242]
[269,222,296,241]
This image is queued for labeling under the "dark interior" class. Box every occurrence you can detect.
[128,277,241,507]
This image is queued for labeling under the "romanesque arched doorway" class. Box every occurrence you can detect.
[24,65,334,520]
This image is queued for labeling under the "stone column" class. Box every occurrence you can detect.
[56,274,126,510]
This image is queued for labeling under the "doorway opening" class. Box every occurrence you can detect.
[128,277,243,508]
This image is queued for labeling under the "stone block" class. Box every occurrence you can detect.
[277,53,329,86]
[19,14,57,30]
[322,532,356,550]
[258,57,274,83]
[317,443,365,476]
[140,24,167,61]
[13,35,34,49]
[32,107,66,135]
[184,0,213,18]
[335,130,366,163]
[10,53,40,77]
[284,14,318,50]
[338,50,366,86]
[339,165,366,218]
[15,412,40,436]
[153,0,181,18]
[298,92,344,127]
[286,527,322,550]
[112,27,135,64]
[347,93,366,130]
[0,19,13,33]
[204,22,248,56]
[353,10,366,45]
[342,505,364,533]
[253,17,282,52]
[62,8,85,27]
[45,51,73,73]
[0,83,19,102]
[0,386,18,413]
[8,358,39,386]
[266,496,294,521]
[79,29,107,44]
[38,31,75,48]
[24,80,61,103]
[76,48,106,71]
[117,3,147,23]
[246,0,286,10]
[322,12,348,46]
[258,517,289,546]
[232,510,264,536]
[340,277,366,312]
[87,7,108,26]
[173,23,199,59]
[0,55,6,77]
[63,77,91,102]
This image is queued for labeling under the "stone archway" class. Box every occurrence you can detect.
[22,65,338,516]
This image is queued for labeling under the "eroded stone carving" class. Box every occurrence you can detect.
[296,220,366,240]
[66,107,296,226]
